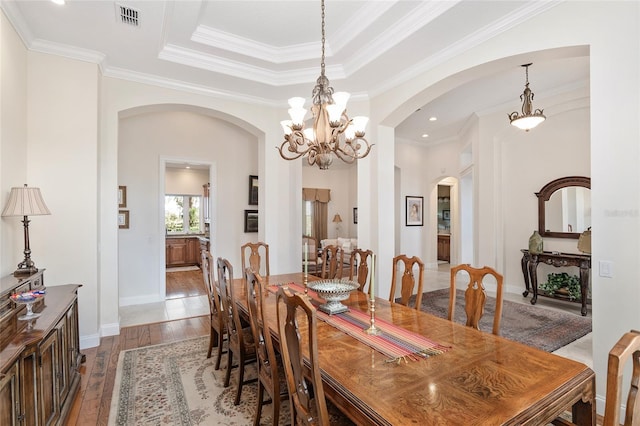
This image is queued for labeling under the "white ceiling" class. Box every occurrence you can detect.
[1,0,589,145]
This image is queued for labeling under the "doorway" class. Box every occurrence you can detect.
[163,162,212,301]
[436,184,451,264]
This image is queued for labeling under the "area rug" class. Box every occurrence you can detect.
[108,336,282,425]
[415,289,592,352]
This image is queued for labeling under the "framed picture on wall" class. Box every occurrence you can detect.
[118,186,127,208]
[406,196,424,226]
[118,210,130,229]
[244,209,258,232]
[248,175,258,205]
[353,207,358,224]
[443,209,450,220]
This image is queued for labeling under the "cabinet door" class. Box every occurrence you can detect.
[166,239,187,266]
[39,331,60,426]
[20,346,39,425]
[56,318,70,406]
[0,361,20,426]
[187,238,200,265]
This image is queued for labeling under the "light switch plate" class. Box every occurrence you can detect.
[599,260,613,278]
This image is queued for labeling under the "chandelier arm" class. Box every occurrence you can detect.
[333,137,373,161]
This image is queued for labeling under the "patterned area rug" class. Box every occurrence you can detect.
[416,289,592,352]
[108,336,282,425]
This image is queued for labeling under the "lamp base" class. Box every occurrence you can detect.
[14,266,38,277]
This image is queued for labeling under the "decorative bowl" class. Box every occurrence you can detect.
[307,279,359,314]
[10,289,45,320]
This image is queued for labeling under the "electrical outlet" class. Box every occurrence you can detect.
[599,260,613,278]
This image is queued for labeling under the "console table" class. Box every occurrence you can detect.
[0,270,82,425]
[520,249,591,316]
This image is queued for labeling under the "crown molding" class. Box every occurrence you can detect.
[102,66,278,107]
[192,25,323,64]
[30,39,106,67]
[158,43,345,86]
[369,0,561,98]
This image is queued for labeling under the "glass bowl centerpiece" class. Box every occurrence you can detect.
[307,279,359,314]
[10,289,46,320]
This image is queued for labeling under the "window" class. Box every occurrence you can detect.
[303,200,313,236]
[165,195,202,234]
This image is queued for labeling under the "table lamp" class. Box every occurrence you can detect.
[1,184,51,276]
[333,213,342,237]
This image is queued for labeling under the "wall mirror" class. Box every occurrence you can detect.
[536,176,591,239]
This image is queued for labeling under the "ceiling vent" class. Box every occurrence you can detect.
[117,4,140,27]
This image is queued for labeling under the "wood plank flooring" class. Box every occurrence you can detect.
[165,268,207,299]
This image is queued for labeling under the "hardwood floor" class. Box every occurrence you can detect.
[166,268,207,299]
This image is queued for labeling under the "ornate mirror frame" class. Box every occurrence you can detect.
[536,176,591,239]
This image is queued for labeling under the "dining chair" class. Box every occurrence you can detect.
[349,248,373,293]
[448,264,504,335]
[319,244,345,279]
[302,235,323,276]
[552,329,640,426]
[276,287,353,426]
[204,251,227,369]
[216,257,257,405]
[389,254,425,309]
[244,268,288,426]
[241,241,270,277]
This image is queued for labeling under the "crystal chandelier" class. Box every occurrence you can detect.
[508,63,546,132]
[277,0,373,170]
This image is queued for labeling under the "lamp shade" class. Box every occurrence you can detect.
[1,185,51,217]
[333,214,342,223]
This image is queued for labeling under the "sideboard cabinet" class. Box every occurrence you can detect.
[0,271,82,426]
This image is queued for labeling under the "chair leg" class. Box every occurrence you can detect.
[207,327,218,359]
[254,381,264,426]
[271,393,281,426]
[214,331,224,370]
[234,351,245,405]
[224,347,233,387]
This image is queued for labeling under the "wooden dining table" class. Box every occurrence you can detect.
[232,272,595,426]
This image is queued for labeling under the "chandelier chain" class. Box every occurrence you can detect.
[320,0,326,77]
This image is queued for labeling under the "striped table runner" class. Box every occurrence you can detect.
[269,283,451,362]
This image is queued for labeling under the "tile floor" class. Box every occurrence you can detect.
[118,263,592,367]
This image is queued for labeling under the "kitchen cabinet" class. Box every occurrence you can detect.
[437,235,450,262]
[0,271,82,426]
[166,237,201,267]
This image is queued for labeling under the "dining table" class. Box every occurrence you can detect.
[232,272,595,425]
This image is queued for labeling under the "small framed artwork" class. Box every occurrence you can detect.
[118,186,127,208]
[248,175,258,205]
[244,209,258,233]
[118,210,130,229]
[406,196,424,226]
[353,207,358,224]
[443,209,450,220]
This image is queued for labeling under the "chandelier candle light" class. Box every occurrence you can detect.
[277,0,373,170]
[508,63,546,131]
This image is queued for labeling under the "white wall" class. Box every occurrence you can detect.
[165,168,208,195]
[118,109,257,305]
[27,52,100,348]
[0,10,28,276]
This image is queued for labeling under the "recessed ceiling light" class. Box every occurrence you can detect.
[421,134,429,138]
[51,0,65,4]
[185,166,191,169]
[429,116,437,121]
